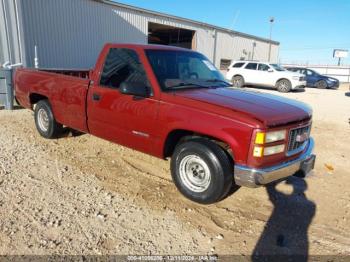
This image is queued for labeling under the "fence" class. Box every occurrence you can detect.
[283,64,350,83]
[0,68,14,110]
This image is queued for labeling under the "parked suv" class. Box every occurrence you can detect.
[285,67,339,89]
[226,61,306,92]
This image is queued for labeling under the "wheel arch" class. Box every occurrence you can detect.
[28,93,63,125]
[233,74,244,79]
[315,79,328,88]
[163,129,235,162]
[275,78,291,86]
[29,93,49,107]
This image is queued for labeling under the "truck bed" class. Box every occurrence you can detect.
[14,67,91,133]
[40,68,92,79]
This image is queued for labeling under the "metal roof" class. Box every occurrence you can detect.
[96,0,280,45]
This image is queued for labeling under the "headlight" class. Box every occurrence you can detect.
[255,130,287,144]
[292,76,300,80]
[253,144,285,157]
[264,145,285,156]
[253,130,287,157]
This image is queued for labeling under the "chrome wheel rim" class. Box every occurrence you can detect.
[233,77,243,87]
[37,108,49,132]
[317,81,327,88]
[279,80,289,91]
[179,155,211,193]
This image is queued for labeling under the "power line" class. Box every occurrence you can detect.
[282,44,350,51]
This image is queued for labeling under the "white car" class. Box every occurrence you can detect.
[226,61,306,92]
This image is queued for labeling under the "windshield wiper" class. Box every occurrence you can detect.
[205,79,233,86]
[167,82,208,90]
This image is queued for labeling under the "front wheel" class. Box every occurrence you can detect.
[34,100,63,139]
[276,79,292,92]
[315,80,327,89]
[170,138,233,204]
[232,75,245,88]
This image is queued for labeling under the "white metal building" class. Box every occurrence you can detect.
[0,0,280,70]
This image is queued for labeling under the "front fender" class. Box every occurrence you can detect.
[158,104,253,165]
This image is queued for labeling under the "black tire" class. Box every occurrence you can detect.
[34,100,63,139]
[276,79,292,92]
[170,138,233,204]
[315,80,327,89]
[232,75,245,88]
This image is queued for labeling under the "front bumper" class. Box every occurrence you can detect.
[291,80,307,89]
[327,80,340,89]
[234,138,315,188]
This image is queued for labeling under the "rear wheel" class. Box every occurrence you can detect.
[170,138,233,204]
[315,80,327,89]
[232,75,245,88]
[34,100,63,139]
[276,79,292,92]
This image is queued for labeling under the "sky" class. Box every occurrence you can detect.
[114,0,350,65]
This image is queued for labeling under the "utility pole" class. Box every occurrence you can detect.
[252,42,256,60]
[34,45,39,68]
[268,17,274,62]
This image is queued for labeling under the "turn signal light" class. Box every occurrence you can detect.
[255,132,265,144]
[253,146,264,157]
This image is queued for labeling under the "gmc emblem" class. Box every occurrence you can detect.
[296,132,309,142]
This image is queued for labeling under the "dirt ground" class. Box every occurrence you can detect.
[0,83,349,257]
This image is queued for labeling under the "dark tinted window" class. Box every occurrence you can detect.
[100,48,149,89]
[258,64,270,71]
[245,63,257,70]
[289,68,303,73]
[271,64,285,71]
[232,62,245,68]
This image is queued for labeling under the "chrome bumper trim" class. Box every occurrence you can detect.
[234,138,315,188]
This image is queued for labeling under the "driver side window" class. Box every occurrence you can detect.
[258,64,270,71]
[100,48,149,89]
[306,70,313,76]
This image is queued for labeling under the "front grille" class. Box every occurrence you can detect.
[299,76,305,81]
[288,125,310,154]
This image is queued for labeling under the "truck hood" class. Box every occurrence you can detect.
[174,88,312,127]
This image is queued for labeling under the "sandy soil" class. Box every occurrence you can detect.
[0,84,349,256]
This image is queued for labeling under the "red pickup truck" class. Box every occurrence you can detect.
[14,44,316,204]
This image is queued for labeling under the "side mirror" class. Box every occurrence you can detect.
[120,81,150,97]
[268,68,274,73]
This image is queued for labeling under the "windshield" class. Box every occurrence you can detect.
[145,50,231,90]
[309,69,319,75]
[271,64,286,72]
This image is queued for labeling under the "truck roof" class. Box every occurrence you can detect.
[103,43,192,51]
[231,60,276,64]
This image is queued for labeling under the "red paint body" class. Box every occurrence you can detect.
[14,44,312,168]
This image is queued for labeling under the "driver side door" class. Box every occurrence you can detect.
[256,63,275,86]
[87,48,159,154]
[304,69,318,87]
